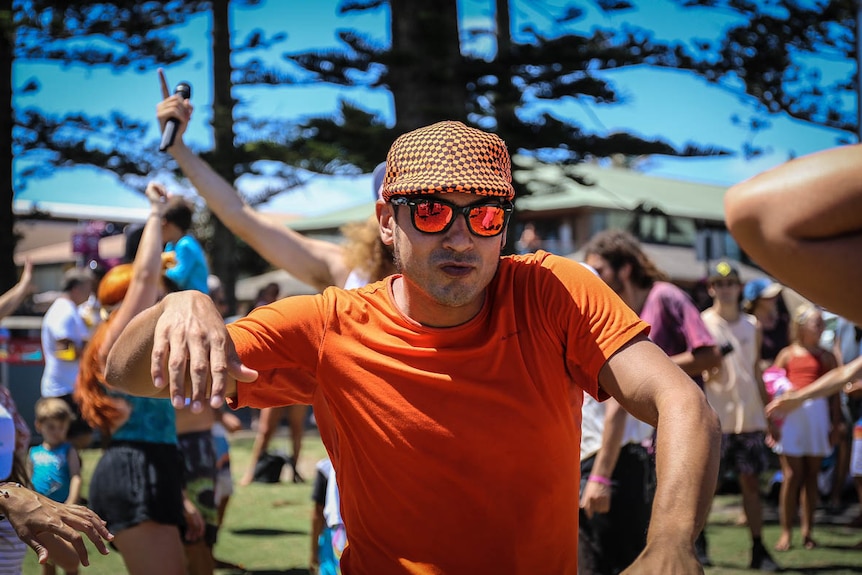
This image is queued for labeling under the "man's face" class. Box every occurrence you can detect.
[708,278,741,306]
[583,254,624,294]
[380,193,506,324]
[70,280,93,306]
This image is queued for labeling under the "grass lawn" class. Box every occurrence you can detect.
[22,428,862,574]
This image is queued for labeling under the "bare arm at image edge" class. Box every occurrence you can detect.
[724,144,862,324]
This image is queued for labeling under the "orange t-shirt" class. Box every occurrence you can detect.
[227,251,647,575]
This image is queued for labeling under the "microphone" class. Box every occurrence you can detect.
[159,82,191,152]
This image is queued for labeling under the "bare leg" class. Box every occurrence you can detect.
[184,539,215,575]
[776,455,803,551]
[830,436,851,507]
[239,407,284,486]
[113,521,186,575]
[801,455,822,549]
[739,471,764,539]
[288,405,306,483]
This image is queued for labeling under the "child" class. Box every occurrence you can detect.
[770,304,839,552]
[29,398,82,575]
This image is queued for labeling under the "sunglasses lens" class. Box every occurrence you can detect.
[468,206,507,236]
[413,201,454,233]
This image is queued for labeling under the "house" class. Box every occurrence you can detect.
[283,158,762,288]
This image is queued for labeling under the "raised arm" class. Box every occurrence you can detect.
[97,182,169,358]
[724,144,862,324]
[0,259,33,320]
[599,334,720,574]
[156,69,350,292]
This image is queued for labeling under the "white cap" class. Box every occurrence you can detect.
[0,403,15,480]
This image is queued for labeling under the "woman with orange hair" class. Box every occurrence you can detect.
[75,182,202,575]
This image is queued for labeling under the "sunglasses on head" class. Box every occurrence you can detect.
[390,196,513,237]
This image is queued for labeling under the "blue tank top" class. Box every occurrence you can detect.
[30,442,72,502]
[111,394,177,444]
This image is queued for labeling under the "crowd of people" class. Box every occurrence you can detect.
[0,68,861,574]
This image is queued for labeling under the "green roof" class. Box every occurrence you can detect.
[512,155,728,222]
[285,202,375,232]
[284,158,729,234]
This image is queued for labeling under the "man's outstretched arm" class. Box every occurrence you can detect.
[105,291,257,410]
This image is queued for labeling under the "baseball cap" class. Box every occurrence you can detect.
[708,260,740,282]
[0,403,14,480]
[372,161,386,201]
[381,121,515,201]
[743,278,783,306]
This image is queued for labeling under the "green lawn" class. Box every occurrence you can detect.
[23,430,862,574]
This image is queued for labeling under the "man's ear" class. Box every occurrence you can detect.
[377,200,395,246]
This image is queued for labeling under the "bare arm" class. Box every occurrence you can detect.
[156,69,350,292]
[599,334,720,573]
[0,483,113,567]
[766,354,862,419]
[104,291,257,409]
[97,183,168,362]
[725,144,862,324]
[670,345,722,378]
[579,398,627,518]
[0,259,33,320]
[65,448,82,507]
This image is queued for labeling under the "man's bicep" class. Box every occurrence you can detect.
[598,334,687,427]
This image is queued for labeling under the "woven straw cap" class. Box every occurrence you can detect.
[382,121,514,201]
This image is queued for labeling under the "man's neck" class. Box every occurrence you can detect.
[622,285,652,316]
[712,301,741,322]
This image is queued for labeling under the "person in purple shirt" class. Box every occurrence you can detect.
[584,229,721,570]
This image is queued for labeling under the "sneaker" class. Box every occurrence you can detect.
[695,531,713,567]
[751,542,780,572]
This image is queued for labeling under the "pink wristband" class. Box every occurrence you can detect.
[588,474,612,486]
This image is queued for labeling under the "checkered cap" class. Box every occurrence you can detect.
[382,121,514,201]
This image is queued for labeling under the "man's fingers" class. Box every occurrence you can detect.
[159,68,170,99]
[167,327,190,408]
[26,537,49,565]
[187,327,212,412]
[151,326,170,390]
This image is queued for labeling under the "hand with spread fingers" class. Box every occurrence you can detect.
[0,483,113,568]
[155,291,257,411]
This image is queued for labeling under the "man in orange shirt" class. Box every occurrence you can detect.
[106,120,720,574]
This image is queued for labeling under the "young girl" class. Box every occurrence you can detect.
[771,303,839,551]
[29,398,82,575]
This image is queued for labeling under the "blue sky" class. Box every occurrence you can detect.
[12,0,855,219]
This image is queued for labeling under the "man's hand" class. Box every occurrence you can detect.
[0,484,113,567]
[579,479,611,519]
[151,292,257,411]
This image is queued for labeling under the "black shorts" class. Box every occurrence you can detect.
[88,441,185,535]
[57,393,92,440]
[720,431,769,477]
[178,430,218,546]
